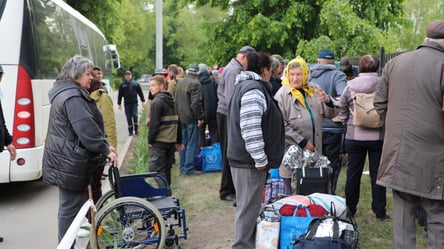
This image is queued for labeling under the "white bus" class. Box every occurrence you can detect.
[0,0,120,183]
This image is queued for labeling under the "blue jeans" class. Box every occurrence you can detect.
[179,123,199,174]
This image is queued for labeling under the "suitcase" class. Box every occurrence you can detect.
[295,167,332,195]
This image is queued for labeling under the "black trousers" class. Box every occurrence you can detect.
[322,132,343,194]
[217,112,235,198]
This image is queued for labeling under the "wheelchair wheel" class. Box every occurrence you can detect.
[96,190,115,210]
[94,197,166,249]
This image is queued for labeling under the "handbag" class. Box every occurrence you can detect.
[202,143,222,172]
[295,167,332,195]
[293,204,359,249]
[351,92,383,128]
[279,206,315,249]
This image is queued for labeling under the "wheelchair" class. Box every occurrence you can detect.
[93,165,188,248]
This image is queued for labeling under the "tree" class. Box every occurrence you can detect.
[193,0,406,63]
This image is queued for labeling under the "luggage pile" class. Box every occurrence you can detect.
[256,145,359,249]
[256,193,359,249]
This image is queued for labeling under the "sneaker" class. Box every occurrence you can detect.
[77,223,91,238]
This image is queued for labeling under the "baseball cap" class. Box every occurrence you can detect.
[124,70,132,75]
[239,46,256,54]
[318,49,335,60]
[93,66,102,71]
[152,68,168,76]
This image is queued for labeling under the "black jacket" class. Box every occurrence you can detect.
[198,71,218,120]
[43,81,109,192]
[228,79,285,168]
[148,91,182,147]
[117,80,145,105]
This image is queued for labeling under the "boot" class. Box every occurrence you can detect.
[134,124,139,135]
[128,126,133,136]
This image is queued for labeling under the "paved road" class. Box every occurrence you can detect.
[0,88,142,249]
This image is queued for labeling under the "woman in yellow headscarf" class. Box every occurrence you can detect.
[274,57,337,195]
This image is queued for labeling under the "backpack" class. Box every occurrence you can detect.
[351,92,382,128]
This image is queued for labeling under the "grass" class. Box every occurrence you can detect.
[127,116,428,248]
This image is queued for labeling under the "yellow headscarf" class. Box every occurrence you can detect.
[282,57,314,109]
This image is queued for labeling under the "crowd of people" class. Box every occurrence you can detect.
[12,19,440,249]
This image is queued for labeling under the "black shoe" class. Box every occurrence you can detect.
[129,133,133,136]
[376,214,390,221]
[221,194,235,202]
[134,130,138,135]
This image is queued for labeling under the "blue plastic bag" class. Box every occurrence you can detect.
[194,148,203,171]
[202,143,222,172]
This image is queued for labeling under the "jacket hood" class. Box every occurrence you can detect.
[309,64,338,79]
[235,71,262,86]
[199,72,215,85]
[48,80,83,103]
[347,72,380,94]
[155,91,175,108]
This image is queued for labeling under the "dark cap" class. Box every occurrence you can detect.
[152,68,168,76]
[426,20,444,39]
[187,63,199,75]
[93,66,102,71]
[124,70,132,75]
[318,49,335,60]
[239,46,256,54]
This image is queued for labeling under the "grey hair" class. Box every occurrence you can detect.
[424,37,444,44]
[271,57,280,74]
[56,55,94,81]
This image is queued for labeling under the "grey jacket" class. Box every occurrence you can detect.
[309,64,347,130]
[216,58,243,115]
[374,41,444,200]
[43,81,110,192]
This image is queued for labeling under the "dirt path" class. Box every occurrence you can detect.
[120,137,235,248]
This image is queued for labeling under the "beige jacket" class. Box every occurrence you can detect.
[274,84,336,178]
[90,89,118,148]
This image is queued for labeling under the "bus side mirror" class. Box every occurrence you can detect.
[103,44,121,70]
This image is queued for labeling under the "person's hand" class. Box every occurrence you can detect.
[146,118,150,126]
[315,88,331,104]
[109,146,117,154]
[7,144,16,161]
[176,144,184,151]
[118,104,122,111]
[148,144,152,148]
[197,119,204,127]
[106,151,117,166]
[304,140,316,152]
[256,165,268,171]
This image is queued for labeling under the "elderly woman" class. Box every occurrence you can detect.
[274,57,336,195]
[338,55,388,220]
[42,55,117,247]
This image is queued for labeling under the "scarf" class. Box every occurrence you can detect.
[282,57,314,109]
